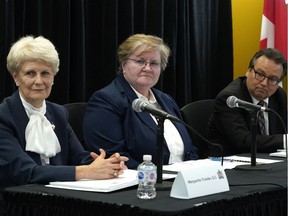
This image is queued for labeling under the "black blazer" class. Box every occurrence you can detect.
[208,76,287,155]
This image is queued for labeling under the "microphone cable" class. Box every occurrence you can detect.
[268,109,287,160]
[179,120,225,166]
[229,182,284,189]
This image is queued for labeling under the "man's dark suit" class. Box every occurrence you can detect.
[83,74,198,169]
[208,76,287,156]
[0,91,93,193]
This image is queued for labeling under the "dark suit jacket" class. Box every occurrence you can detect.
[208,76,287,156]
[0,91,93,193]
[83,74,198,169]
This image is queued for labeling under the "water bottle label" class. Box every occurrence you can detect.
[138,171,156,182]
[138,171,145,181]
[149,172,156,181]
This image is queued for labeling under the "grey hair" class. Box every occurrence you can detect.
[7,35,60,75]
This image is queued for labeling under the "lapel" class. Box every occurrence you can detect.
[241,78,254,103]
[8,91,57,146]
[45,102,56,127]
[117,75,158,133]
[267,94,280,134]
[8,91,58,164]
[9,91,29,146]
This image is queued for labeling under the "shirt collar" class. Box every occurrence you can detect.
[130,86,157,104]
[251,95,269,106]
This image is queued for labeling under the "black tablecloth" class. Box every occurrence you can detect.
[1,158,287,216]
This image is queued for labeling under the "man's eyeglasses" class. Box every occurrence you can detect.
[252,67,280,86]
[127,58,161,69]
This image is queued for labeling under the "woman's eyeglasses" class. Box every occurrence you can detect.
[127,58,161,69]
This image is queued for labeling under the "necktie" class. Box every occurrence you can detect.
[257,101,266,135]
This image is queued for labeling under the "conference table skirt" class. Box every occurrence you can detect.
[0,159,287,216]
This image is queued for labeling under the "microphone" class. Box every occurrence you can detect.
[132,98,181,122]
[226,96,271,112]
[132,98,224,164]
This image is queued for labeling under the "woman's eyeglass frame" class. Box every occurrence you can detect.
[127,58,161,69]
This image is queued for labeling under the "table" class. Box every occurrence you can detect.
[0,155,287,216]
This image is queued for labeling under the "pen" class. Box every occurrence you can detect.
[208,157,252,163]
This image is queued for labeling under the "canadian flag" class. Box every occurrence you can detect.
[260,0,287,59]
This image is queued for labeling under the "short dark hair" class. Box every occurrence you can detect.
[248,48,287,80]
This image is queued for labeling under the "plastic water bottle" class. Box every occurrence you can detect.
[137,155,157,199]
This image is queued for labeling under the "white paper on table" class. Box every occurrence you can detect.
[269,149,287,158]
[163,159,217,172]
[163,156,283,171]
[46,169,176,192]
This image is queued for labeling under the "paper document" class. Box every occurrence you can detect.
[269,149,287,158]
[163,159,217,172]
[47,169,176,192]
[217,155,283,169]
[163,156,283,171]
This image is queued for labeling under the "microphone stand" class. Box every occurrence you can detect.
[235,110,267,171]
[155,116,173,190]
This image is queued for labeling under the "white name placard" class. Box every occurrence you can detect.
[170,165,229,199]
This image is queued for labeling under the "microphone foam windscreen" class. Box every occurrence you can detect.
[132,99,144,112]
[226,96,237,108]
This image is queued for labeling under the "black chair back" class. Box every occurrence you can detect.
[181,99,216,159]
[63,102,88,148]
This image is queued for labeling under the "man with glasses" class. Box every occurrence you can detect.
[208,48,287,156]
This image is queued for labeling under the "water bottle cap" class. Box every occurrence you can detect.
[143,155,152,161]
